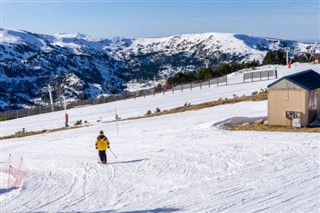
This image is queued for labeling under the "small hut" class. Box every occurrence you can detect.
[267,69,320,127]
[314,53,320,64]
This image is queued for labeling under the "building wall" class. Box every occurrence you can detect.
[308,88,320,117]
[318,88,320,114]
[268,79,301,90]
[307,89,320,122]
[268,88,308,127]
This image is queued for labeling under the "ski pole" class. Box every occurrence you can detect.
[109,148,118,159]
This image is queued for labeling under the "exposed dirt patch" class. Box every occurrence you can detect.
[232,123,320,133]
[127,92,268,119]
[216,115,320,133]
[0,125,89,140]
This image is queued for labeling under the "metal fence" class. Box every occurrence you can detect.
[243,69,276,82]
[0,71,271,121]
[169,76,227,93]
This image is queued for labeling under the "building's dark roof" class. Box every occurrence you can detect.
[268,69,320,91]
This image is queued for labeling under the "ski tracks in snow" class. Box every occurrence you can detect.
[1,101,319,212]
[1,161,116,212]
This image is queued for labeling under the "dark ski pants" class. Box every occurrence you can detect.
[98,150,107,163]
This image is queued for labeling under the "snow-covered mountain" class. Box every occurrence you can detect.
[0,28,309,111]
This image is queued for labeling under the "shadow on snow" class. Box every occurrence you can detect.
[0,187,19,194]
[25,207,180,213]
[108,158,149,165]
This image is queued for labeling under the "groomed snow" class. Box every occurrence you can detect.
[0,63,319,213]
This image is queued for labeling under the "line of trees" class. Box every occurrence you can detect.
[262,50,287,65]
[262,49,313,65]
[167,47,313,85]
[167,60,260,85]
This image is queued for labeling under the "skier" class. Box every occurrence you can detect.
[95,130,110,164]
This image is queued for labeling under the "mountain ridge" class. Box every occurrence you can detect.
[0,28,309,111]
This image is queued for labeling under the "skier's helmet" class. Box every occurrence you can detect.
[100,130,104,134]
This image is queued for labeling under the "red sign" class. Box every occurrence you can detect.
[164,81,167,92]
[65,113,69,125]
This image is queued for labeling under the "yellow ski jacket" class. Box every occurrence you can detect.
[95,134,109,151]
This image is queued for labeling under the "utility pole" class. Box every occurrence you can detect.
[285,47,290,66]
[115,107,119,135]
[204,59,209,68]
[63,96,68,127]
[48,85,54,112]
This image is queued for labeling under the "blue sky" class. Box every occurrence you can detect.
[1,0,319,41]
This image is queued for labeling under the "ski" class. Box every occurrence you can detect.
[98,161,107,167]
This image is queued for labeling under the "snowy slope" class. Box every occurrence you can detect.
[0,63,319,212]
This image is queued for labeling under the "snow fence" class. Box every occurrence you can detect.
[0,154,28,189]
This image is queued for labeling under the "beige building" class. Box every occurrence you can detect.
[267,69,320,127]
[314,53,320,64]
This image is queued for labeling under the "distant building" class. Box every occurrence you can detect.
[314,53,320,64]
[267,69,320,127]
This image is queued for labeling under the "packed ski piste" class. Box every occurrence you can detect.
[1,63,319,212]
